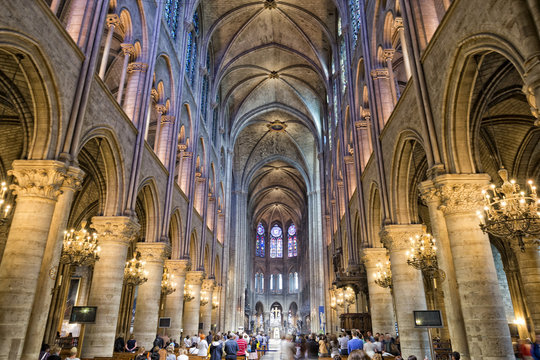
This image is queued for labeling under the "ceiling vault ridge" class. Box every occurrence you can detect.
[231,102,321,145]
[241,155,312,192]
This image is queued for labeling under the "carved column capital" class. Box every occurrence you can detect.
[382,49,395,62]
[418,180,439,207]
[433,174,491,215]
[178,144,188,151]
[371,68,389,79]
[91,216,140,245]
[106,14,120,28]
[161,115,175,125]
[355,120,369,128]
[393,17,404,31]
[8,160,70,201]
[361,247,388,268]
[184,21,194,32]
[154,103,167,115]
[185,270,205,285]
[127,62,149,73]
[165,259,190,277]
[380,224,425,251]
[120,43,135,57]
[136,242,171,263]
[202,278,215,291]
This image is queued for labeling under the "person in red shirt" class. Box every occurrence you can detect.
[236,334,248,358]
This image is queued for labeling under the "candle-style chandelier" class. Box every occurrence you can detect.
[477,168,540,251]
[200,291,210,306]
[60,224,101,267]
[374,260,392,289]
[406,231,445,281]
[212,293,219,309]
[184,283,194,302]
[161,266,177,295]
[330,286,355,310]
[124,251,148,286]
[0,181,13,222]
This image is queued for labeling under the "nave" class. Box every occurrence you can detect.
[0,1,539,360]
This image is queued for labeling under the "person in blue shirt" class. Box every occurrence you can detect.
[347,331,364,354]
[532,334,540,360]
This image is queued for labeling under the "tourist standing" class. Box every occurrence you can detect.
[338,333,349,356]
[225,334,240,360]
[306,334,319,359]
[210,335,223,360]
[348,331,364,354]
[125,335,138,352]
[198,336,209,357]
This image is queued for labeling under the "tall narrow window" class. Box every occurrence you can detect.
[348,0,361,48]
[256,222,265,257]
[255,273,259,293]
[270,224,283,258]
[164,0,181,39]
[270,274,274,291]
[294,272,299,291]
[278,274,283,293]
[287,223,297,257]
[289,273,293,293]
[340,39,347,94]
[261,273,264,292]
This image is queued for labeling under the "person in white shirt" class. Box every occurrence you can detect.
[198,337,209,357]
[338,333,349,355]
[363,338,376,358]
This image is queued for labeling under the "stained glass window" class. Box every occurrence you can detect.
[256,223,265,257]
[349,0,361,48]
[288,223,297,257]
[164,0,181,40]
[270,224,283,258]
[190,38,197,86]
[193,10,200,35]
[340,39,347,93]
[185,32,193,76]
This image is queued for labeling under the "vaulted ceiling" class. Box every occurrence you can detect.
[201,0,338,226]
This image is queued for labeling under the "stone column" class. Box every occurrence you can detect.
[133,242,170,349]
[179,151,193,195]
[361,247,396,335]
[156,115,175,165]
[116,43,134,104]
[370,69,394,127]
[98,14,120,79]
[123,62,149,123]
[383,49,399,103]
[434,174,514,359]
[152,104,167,156]
[21,166,84,360]
[418,180,470,359]
[81,216,140,358]
[354,117,372,169]
[183,271,204,336]
[0,160,67,360]
[381,224,430,359]
[393,18,412,79]
[200,278,214,333]
[163,259,189,341]
[512,239,540,334]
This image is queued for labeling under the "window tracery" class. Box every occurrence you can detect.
[288,223,297,257]
[270,224,283,258]
[256,222,265,257]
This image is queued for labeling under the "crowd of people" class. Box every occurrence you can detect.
[38,331,540,360]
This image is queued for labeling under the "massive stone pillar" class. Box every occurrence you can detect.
[0,160,67,360]
[434,174,514,360]
[418,180,470,359]
[81,216,140,358]
[22,166,84,360]
[513,239,540,334]
[163,259,189,341]
[183,271,204,336]
[211,285,222,329]
[200,278,214,333]
[361,247,395,335]
[381,224,430,359]
[133,242,170,349]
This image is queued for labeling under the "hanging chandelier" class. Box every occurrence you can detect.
[60,225,101,266]
[212,293,219,309]
[374,260,392,289]
[343,286,356,305]
[184,283,194,302]
[0,181,12,222]
[477,168,540,251]
[406,231,445,281]
[124,251,148,286]
[200,291,210,306]
[161,267,177,295]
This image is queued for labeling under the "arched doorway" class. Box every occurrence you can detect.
[270,302,282,338]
